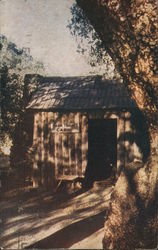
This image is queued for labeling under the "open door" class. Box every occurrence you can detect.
[85,119,117,185]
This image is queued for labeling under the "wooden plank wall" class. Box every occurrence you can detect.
[32,112,42,187]
[32,110,126,187]
[32,112,88,187]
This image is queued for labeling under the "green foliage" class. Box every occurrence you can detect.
[68,4,120,79]
[72,0,158,117]
[0,35,44,149]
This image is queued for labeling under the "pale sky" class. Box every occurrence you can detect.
[0,0,97,76]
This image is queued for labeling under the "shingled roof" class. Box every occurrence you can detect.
[26,76,137,110]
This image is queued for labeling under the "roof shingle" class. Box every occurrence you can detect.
[27,76,137,110]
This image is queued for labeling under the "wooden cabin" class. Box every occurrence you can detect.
[26,76,149,189]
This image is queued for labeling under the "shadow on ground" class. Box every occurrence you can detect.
[1,183,112,249]
[26,211,105,249]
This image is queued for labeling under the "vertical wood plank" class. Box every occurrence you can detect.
[33,113,38,170]
[58,135,63,176]
[117,112,125,176]
[33,112,42,187]
[55,113,63,178]
[32,113,39,189]
[54,112,58,179]
[62,114,69,175]
[42,112,49,186]
[75,113,82,176]
[69,133,76,175]
[47,112,56,187]
[68,113,76,175]
[81,114,88,175]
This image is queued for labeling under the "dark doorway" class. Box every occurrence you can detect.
[85,119,117,185]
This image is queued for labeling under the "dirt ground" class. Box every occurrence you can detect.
[0,182,113,249]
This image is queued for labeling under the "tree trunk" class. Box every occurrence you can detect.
[102,125,158,249]
[76,0,158,248]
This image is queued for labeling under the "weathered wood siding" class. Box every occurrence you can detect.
[32,110,143,188]
[32,112,88,187]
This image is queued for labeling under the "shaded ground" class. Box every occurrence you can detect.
[28,211,105,249]
[0,183,113,249]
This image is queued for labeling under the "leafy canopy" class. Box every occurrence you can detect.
[0,35,44,150]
